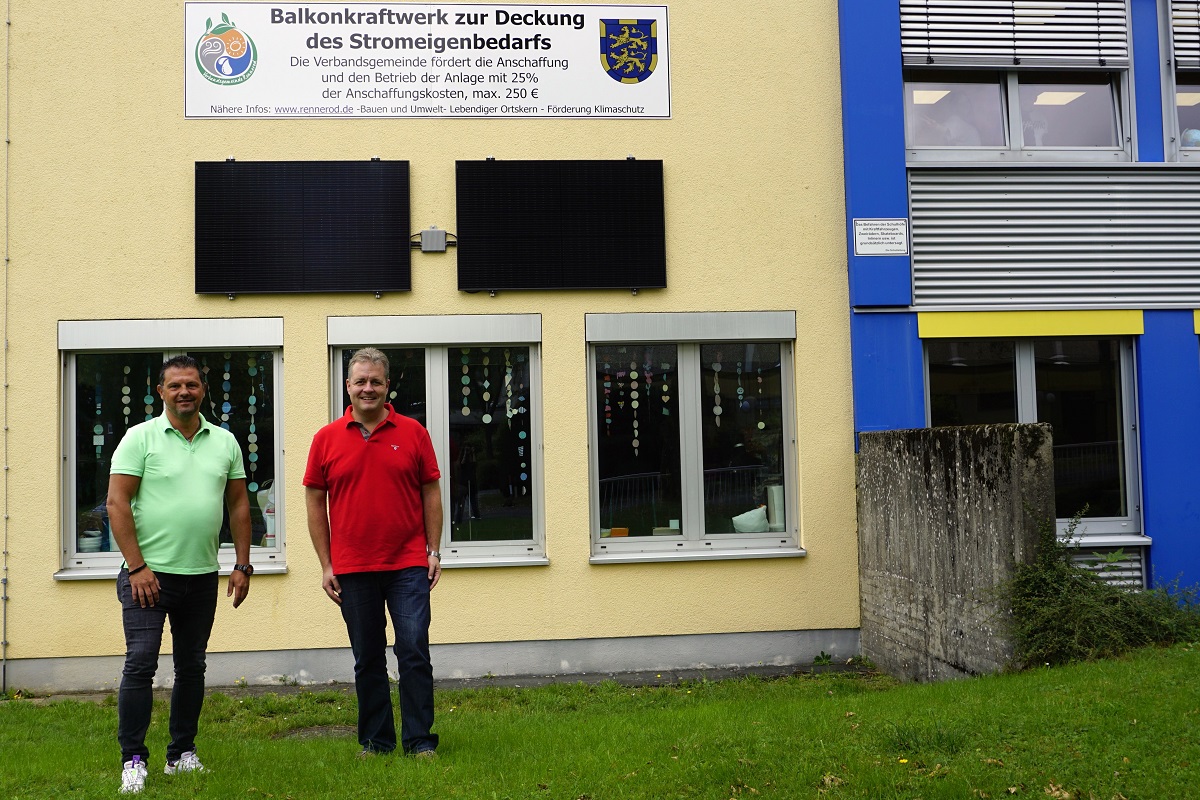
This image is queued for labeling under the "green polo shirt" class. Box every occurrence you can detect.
[110,412,246,574]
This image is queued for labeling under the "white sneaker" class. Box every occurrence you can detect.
[119,757,147,794]
[163,750,205,775]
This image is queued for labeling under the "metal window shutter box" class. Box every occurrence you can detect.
[901,0,1129,68]
[909,167,1200,308]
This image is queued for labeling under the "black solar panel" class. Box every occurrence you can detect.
[455,160,666,292]
[195,161,410,294]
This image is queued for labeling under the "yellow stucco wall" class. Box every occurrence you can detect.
[4,0,855,661]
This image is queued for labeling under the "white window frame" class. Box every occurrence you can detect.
[904,68,1134,163]
[328,314,546,567]
[585,312,804,563]
[56,318,286,579]
[922,337,1143,543]
[1167,69,1200,161]
[1164,0,1200,161]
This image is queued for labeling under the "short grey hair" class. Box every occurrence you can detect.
[348,347,389,374]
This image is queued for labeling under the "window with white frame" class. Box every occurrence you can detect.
[900,1,1131,162]
[58,318,285,577]
[327,315,545,566]
[1169,2,1200,159]
[586,312,801,562]
[925,337,1141,539]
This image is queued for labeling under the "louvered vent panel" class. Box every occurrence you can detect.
[910,168,1200,308]
[1070,545,1145,589]
[901,0,1129,68]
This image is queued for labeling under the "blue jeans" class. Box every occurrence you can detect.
[338,567,437,754]
[116,569,218,767]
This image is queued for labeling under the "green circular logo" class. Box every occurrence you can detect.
[196,14,257,86]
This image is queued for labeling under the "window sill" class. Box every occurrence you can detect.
[1062,533,1150,548]
[53,562,290,581]
[443,555,549,569]
[589,547,806,565]
[906,149,1130,164]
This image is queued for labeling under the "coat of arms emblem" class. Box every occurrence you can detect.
[600,19,658,83]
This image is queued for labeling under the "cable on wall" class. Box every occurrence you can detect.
[2,0,12,695]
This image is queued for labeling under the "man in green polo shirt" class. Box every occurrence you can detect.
[107,355,253,794]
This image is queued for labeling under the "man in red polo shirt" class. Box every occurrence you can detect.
[304,347,442,758]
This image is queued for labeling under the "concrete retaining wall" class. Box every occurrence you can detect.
[857,424,1053,681]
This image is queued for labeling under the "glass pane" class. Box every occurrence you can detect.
[595,345,682,538]
[1017,72,1118,147]
[340,347,426,427]
[190,351,277,548]
[700,344,787,535]
[1034,339,1126,519]
[449,346,534,543]
[74,352,163,554]
[904,71,1006,147]
[927,340,1017,426]
[1176,72,1200,147]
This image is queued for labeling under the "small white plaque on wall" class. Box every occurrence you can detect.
[853,218,909,256]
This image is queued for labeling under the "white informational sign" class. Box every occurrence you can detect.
[185,3,669,118]
[853,218,910,256]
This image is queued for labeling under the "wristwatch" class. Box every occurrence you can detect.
[233,563,255,576]
[427,550,442,561]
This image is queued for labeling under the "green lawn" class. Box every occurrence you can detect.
[2,643,1197,799]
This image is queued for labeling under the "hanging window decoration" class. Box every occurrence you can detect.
[222,355,232,430]
[121,366,132,427]
[661,361,671,415]
[448,345,534,544]
[246,353,260,491]
[602,359,613,432]
[94,372,104,458]
[70,349,279,558]
[698,342,786,534]
[617,359,626,419]
[144,367,155,422]
[712,357,723,427]
[505,348,514,421]
[512,349,530,491]
[593,343,682,538]
[641,353,654,406]
[481,349,493,425]
[192,349,277,546]
[74,352,163,555]
[629,361,641,457]
[757,368,766,429]
[461,348,472,416]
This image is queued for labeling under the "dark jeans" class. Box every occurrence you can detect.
[338,567,437,754]
[116,569,218,767]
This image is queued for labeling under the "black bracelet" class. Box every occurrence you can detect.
[127,563,147,576]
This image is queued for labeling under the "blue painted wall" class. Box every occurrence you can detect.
[1130,0,1165,162]
[839,0,922,442]
[1130,0,1200,588]
[1136,312,1200,589]
[837,0,911,308]
[850,312,926,441]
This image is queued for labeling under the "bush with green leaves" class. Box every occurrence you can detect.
[1006,509,1200,667]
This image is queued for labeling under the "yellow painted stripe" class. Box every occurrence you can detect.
[1195,310,1200,334]
[918,310,1144,339]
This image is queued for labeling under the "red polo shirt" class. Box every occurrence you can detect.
[303,405,440,574]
